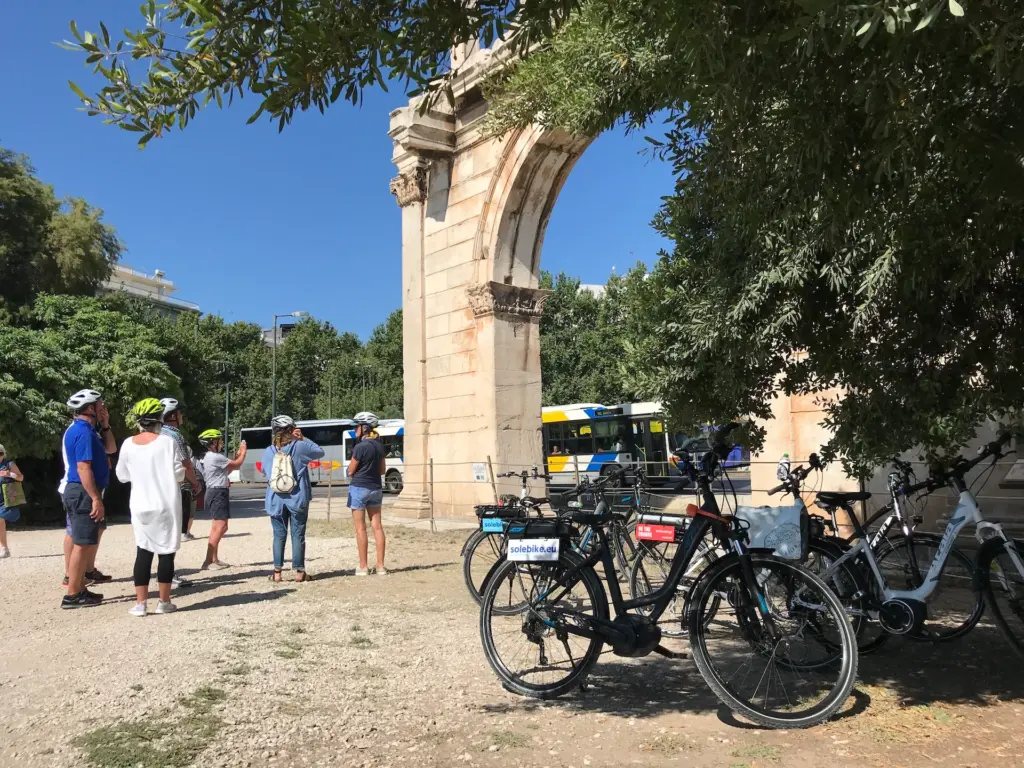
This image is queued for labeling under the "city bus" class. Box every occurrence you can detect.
[542,402,747,486]
[238,418,405,492]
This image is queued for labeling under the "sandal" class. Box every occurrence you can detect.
[269,570,283,583]
[295,571,313,583]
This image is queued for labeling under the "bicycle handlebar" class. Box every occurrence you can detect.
[929,432,1013,485]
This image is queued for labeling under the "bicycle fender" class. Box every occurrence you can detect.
[975,536,1011,591]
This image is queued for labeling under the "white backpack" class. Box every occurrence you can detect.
[270,444,297,494]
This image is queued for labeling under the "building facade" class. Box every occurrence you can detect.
[102,265,199,317]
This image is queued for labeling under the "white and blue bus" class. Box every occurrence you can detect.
[238,418,405,492]
[542,401,747,486]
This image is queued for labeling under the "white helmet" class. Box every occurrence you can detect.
[354,411,379,429]
[67,389,102,410]
[271,414,296,430]
[159,397,180,416]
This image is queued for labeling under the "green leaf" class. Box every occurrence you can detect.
[137,130,156,148]
[69,19,81,42]
[915,3,943,30]
[100,21,110,48]
[948,0,964,16]
[68,80,88,101]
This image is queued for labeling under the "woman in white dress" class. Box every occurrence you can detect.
[115,398,185,617]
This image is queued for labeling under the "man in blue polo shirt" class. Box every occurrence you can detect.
[61,388,117,609]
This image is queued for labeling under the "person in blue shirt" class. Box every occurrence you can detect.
[262,415,324,583]
[61,389,118,609]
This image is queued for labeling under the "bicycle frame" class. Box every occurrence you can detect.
[825,484,1016,605]
[531,513,720,646]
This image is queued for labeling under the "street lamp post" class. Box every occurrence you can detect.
[271,311,309,418]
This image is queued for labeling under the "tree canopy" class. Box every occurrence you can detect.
[487,1,1024,469]
[0,150,121,320]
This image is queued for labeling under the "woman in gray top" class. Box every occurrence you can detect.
[197,429,246,570]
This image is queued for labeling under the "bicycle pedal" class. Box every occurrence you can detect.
[653,644,688,660]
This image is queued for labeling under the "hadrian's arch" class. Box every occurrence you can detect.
[387,41,857,518]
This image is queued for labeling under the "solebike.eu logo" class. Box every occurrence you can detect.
[507,538,560,562]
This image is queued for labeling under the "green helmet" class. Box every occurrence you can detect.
[133,398,164,424]
[198,428,223,447]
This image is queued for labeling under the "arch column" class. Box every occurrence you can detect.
[387,45,585,517]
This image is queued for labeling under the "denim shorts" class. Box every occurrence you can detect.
[347,485,383,511]
[64,484,102,545]
[0,505,20,523]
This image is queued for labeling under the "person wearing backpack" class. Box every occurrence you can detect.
[262,415,324,583]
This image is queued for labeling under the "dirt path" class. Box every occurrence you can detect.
[1,514,1023,768]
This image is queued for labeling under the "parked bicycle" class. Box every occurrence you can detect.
[478,423,858,729]
[462,466,551,605]
[463,466,642,605]
[809,434,1020,654]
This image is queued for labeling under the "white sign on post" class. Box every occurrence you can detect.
[472,463,488,482]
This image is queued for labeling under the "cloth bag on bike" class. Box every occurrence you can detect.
[735,504,809,560]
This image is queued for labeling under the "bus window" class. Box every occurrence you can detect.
[382,435,403,459]
[302,424,347,447]
[240,429,272,450]
[593,418,628,453]
[545,423,565,456]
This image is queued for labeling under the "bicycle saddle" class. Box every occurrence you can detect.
[815,490,872,507]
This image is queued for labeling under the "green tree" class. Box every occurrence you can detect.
[0,149,121,319]
[487,2,1024,469]
[0,294,180,518]
[539,272,635,406]
[66,1,581,145]
[276,318,360,420]
[363,309,403,418]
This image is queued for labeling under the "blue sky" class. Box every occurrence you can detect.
[1,3,675,339]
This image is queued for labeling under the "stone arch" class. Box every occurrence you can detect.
[475,126,592,289]
[387,46,595,517]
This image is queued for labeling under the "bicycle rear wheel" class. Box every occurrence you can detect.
[687,554,858,729]
[480,550,608,699]
[978,537,1024,658]
[462,530,505,605]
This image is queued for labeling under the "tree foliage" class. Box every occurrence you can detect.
[66,0,580,146]
[486,1,1024,470]
[0,294,178,460]
[539,271,638,406]
[0,150,121,320]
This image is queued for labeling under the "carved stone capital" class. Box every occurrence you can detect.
[389,166,428,207]
[467,281,552,320]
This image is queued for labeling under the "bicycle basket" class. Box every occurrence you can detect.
[735,503,809,560]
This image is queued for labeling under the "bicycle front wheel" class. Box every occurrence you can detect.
[686,554,858,729]
[876,533,983,641]
[978,537,1024,658]
[480,550,608,699]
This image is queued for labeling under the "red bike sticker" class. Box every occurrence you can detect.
[636,524,677,542]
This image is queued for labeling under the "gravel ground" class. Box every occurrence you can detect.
[2,508,1023,768]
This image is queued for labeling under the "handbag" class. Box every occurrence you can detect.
[2,481,26,508]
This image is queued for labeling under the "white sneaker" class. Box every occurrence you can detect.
[376,566,389,576]
[181,532,196,542]
[354,567,370,576]
[155,600,177,614]
[0,547,9,559]
[130,602,148,618]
